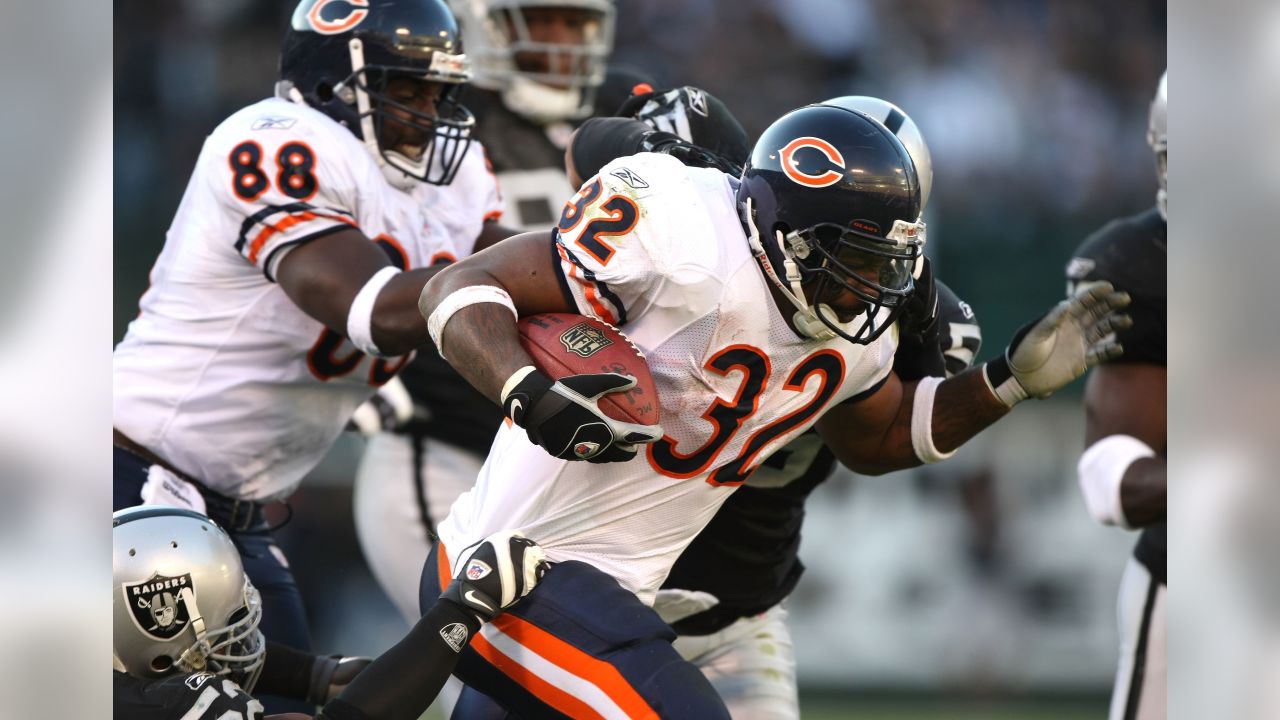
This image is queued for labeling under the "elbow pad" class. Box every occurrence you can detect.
[570,117,653,181]
[1077,434,1155,528]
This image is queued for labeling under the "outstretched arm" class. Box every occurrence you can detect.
[819,281,1130,475]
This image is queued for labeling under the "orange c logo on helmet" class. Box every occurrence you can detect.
[307,0,369,35]
[779,137,846,188]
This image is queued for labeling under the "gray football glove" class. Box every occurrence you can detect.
[985,280,1132,406]
[441,530,549,623]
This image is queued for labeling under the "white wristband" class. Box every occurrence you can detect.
[911,377,957,464]
[347,266,401,357]
[426,285,518,361]
[1077,434,1155,529]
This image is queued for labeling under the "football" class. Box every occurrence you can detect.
[516,313,660,426]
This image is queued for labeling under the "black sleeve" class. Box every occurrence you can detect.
[315,600,482,720]
[935,280,981,377]
[570,117,653,182]
[253,640,316,702]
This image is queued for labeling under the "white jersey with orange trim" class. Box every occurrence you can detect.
[438,153,898,604]
[113,97,499,502]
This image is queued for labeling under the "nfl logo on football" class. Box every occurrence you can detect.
[559,323,613,358]
[466,560,491,581]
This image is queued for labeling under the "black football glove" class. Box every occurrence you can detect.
[501,366,663,463]
[893,257,946,382]
[638,130,744,176]
[441,530,549,623]
[617,85,750,176]
[307,655,373,705]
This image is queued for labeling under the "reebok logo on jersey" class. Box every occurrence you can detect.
[610,167,649,189]
[466,559,492,581]
[184,672,216,690]
[251,116,297,131]
[440,622,469,652]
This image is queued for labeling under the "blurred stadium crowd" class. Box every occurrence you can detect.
[112,0,1165,713]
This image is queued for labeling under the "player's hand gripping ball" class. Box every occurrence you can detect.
[502,314,662,462]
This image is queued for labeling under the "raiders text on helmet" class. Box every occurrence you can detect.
[448,0,616,122]
[278,0,476,185]
[113,507,266,692]
[738,104,924,345]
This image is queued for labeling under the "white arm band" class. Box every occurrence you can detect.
[347,266,401,357]
[426,285,518,361]
[911,377,957,464]
[1077,434,1155,529]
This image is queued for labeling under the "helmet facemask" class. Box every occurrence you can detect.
[337,38,475,186]
[463,1,615,122]
[745,197,923,345]
[174,578,266,692]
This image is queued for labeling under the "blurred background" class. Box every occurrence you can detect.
[112,0,1165,717]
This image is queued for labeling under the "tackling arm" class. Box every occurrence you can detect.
[275,228,443,357]
[819,280,1130,475]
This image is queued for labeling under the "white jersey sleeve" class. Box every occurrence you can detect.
[553,153,725,326]
[201,104,366,280]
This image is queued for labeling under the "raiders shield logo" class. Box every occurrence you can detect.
[122,573,194,641]
[559,323,613,358]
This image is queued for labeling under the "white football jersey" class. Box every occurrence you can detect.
[114,97,500,502]
[438,153,898,603]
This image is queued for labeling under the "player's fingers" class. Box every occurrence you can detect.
[1087,313,1133,343]
[586,442,639,464]
[561,373,638,398]
[616,421,663,445]
[1086,338,1125,366]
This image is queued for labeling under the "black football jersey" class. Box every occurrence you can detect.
[401,70,651,456]
[663,283,981,633]
[114,671,263,720]
[1067,206,1167,584]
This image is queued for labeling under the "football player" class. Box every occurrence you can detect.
[416,102,1131,716]
[351,0,645,631]
[1069,70,1167,720]
[112,1,504,709]
[113,506,546,720]
[570,93,982,719]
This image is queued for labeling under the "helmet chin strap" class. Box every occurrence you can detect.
[503,75,584,124]
[743,198,837,341]
[343,38,386,172]
[175,586,212,672]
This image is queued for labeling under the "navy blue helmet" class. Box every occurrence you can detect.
[279,0,475,185]
[738,104,924,345]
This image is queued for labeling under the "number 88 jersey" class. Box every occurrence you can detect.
[113,97,498,502]
[437,153,897,604]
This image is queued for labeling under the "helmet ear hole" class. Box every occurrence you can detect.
[315,82,335,103]
[150,654,174,673]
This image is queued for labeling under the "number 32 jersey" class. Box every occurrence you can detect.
[113,97,499,502]
[438,153,897,603]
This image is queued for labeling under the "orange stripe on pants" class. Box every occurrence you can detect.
[436,542,659,719]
